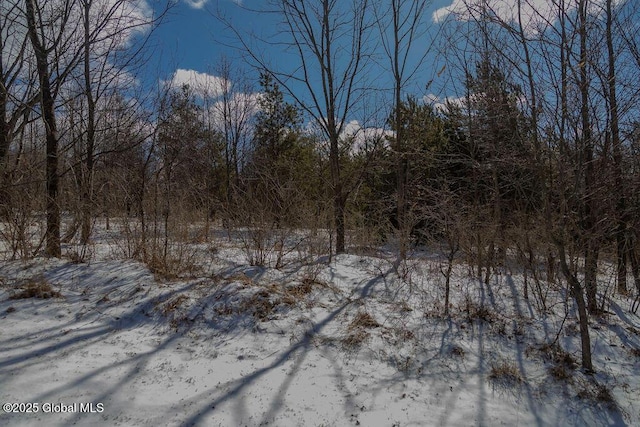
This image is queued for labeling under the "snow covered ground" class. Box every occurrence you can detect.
[0,226,638,426]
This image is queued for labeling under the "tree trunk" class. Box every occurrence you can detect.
[329,130,345,254]
[25,0,61,257]
[578,0,598,313]
[81,0,96,245]
[557,241,594,373]
[605,0,627,294]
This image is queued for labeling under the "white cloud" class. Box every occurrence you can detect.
[207,91,262,133]
[423,93,466,113]
[168,69,231,98]
[183,0,243,9]
[340,120,393,154]
[433,0,625,33]
[165,68,263,139]
[184,0,209,9]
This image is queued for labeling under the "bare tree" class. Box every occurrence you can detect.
[223,0,374,254]
[21,0,167,256]
[25,0,85,257]
[603,0,626,295]
[211,59,256,220]
[74,0,164,245]
[0,2,37,169]
[375,0,434,262]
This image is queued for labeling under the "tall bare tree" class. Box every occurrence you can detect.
[375,0,434,262]
[226,0,373,254]
[25,0,84,257]
[74,0,163,244]
[211,59,256,219]
[0,2,37,169]
[603,0,627,294]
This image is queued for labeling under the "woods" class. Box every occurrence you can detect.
[2,0,640,377]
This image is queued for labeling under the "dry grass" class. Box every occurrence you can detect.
[488,360,524,387]
[161,295,189,316]
[380,326,415,346]
[449,345,466,358]
[576,380,617,409]
[246,289,276,321]
[548,364,573,380]
[147,251,200,281]
[342,311,381,349]
[10,278,62,300]
[342,330,370,349]
[209,274,323,323]
[348,311,381,330]
[459,295,496,323]
[525,342,578,381]
[287,280,314,298]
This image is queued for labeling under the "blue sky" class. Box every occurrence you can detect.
[148,0,587,81]
[149,1,454,95]
[152,1,243,74]
[142,0,634,133]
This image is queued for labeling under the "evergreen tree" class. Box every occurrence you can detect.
[247,72,319,226]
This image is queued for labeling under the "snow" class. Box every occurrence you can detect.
[0,226,638,426]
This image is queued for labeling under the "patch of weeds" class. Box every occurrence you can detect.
[564,321,579,336]
[161,295,189,316]
[349,245,379,257]
[513,321,526,338]
[286,280,314,299]
[157,295,196,330]
[629,347,640,358]
[261,281,312,312]
[473,305,495,322]
[527,342,577,382]
[449,345,465,359]
[316,334,339,347]
[147,247,201,281]
[380,326,415,346]
[278,293,297,308]
[67,246,92,264]
[342,310,380,349]
[551,346,576,367]
[170,315,194,330]
[226,273,253,287]
[398,301,413,313]
[214,303,233,316]
[212,280,307,324]
[392,355,413,373]
[548,364,573,381]
[492,319,508,336]
[460,295,495,324]
[626,326,640,336]
[488,360,524,387]
[576,380,617,410]
[10,278,62,300]
[245,289,276,321]
[394,327,415,341]
[342,330,370,349]
[424,302,443,319]
[299,267,341,296]
[349,311,381,330]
